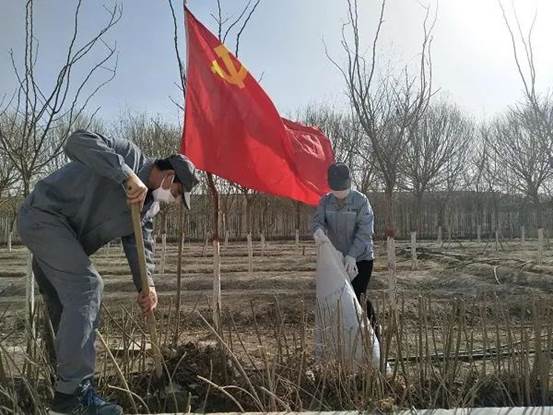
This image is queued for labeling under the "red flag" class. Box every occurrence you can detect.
[182,8,335,206]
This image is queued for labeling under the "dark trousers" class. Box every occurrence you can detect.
[350,260,379,329]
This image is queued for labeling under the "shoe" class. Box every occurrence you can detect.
[49,379,123,415]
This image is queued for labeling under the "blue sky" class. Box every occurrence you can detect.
[1,0,553,126]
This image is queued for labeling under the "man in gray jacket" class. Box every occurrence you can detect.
[312,162,380,334]
[18,130,199,415]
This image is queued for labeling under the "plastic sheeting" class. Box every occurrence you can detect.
[314,241,381,369]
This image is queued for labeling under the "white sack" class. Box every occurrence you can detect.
[314,241,381,369]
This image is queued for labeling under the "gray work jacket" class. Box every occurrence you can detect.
[311,190,375,261]
[21,130,158,290]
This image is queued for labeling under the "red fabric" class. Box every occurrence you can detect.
[182,8,335,206]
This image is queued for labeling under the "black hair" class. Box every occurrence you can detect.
[154,158,172,171]
[154,158,181,183]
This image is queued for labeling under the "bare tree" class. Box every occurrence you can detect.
[463,131,491,236]
[0,0,120,341]
[0,134,19,248]
[113,111,180,160]
[328,0,436,236]
[299,104,357,164]
[298,104,378,195]
[0,134,17,198]
[499,1,553,147]
[402,102,473,233]
[486,109,553,229]
[0,0,121,196]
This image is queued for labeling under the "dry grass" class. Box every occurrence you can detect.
[1,293,552,414]
[1,238,553,413]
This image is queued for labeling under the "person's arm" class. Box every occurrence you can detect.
[347,195,374,259]
[122,218,156,291]
[64,129,135,184]
[66,129,148,207]
[311,196,327,234]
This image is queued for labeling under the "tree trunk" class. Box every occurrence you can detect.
[534,195,543,230]
[244,193,253,236]
[206,173,220,241]
[206,173,222,331]
[384,186,395,238]
[22,176,35,351]
[414,191,424,236]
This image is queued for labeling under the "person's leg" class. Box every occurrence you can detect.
[35,256,102,394]
[18,206,121,414]
[33,258,62,372]
[18,208,102,394]
[350,260,378,328]
[350,260,370,297]
[34,257,63,332]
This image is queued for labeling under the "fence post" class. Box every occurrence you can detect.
[174,207,185,345]
[160,233,167,279]
[477,225,482,244]
[212,240,222,331]
[222,213,227,242]
[437,226,442,247]
[260,233,265,256]
[411,231,417,270]
[495,230,499,252]
[538,228,544,265]
[1,218,5,245]
[521,225,525,247]
[295,229,300,250]
[224,230,229,249]
[202,235,209,257]
[247,233,253,275]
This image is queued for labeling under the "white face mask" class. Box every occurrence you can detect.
[153,176,179,204]
[331,188,350,199]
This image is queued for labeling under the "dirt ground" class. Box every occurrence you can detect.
[1,236,553,339]
[2,237,553,411]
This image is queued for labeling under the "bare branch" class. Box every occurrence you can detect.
[234,0,261,58]
[168,0,186,97]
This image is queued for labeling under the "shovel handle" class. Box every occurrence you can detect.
[130,203,163,378]
[130,203,151,294]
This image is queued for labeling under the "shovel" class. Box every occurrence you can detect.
[130,202,164,378]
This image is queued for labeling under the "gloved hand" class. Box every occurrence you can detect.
[313,228,330,245]
[344,255,358,279]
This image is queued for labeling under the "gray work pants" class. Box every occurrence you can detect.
[18,205,103,395]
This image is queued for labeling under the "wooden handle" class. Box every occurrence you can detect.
[130,203,163,378]
[130,203,150,293]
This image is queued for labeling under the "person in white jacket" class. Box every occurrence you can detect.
[312,162,380,338]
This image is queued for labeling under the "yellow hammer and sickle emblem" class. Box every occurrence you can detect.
[210,45,248,89]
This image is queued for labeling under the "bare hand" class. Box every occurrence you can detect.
[126,173,148,209]
[137,286,158,314]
